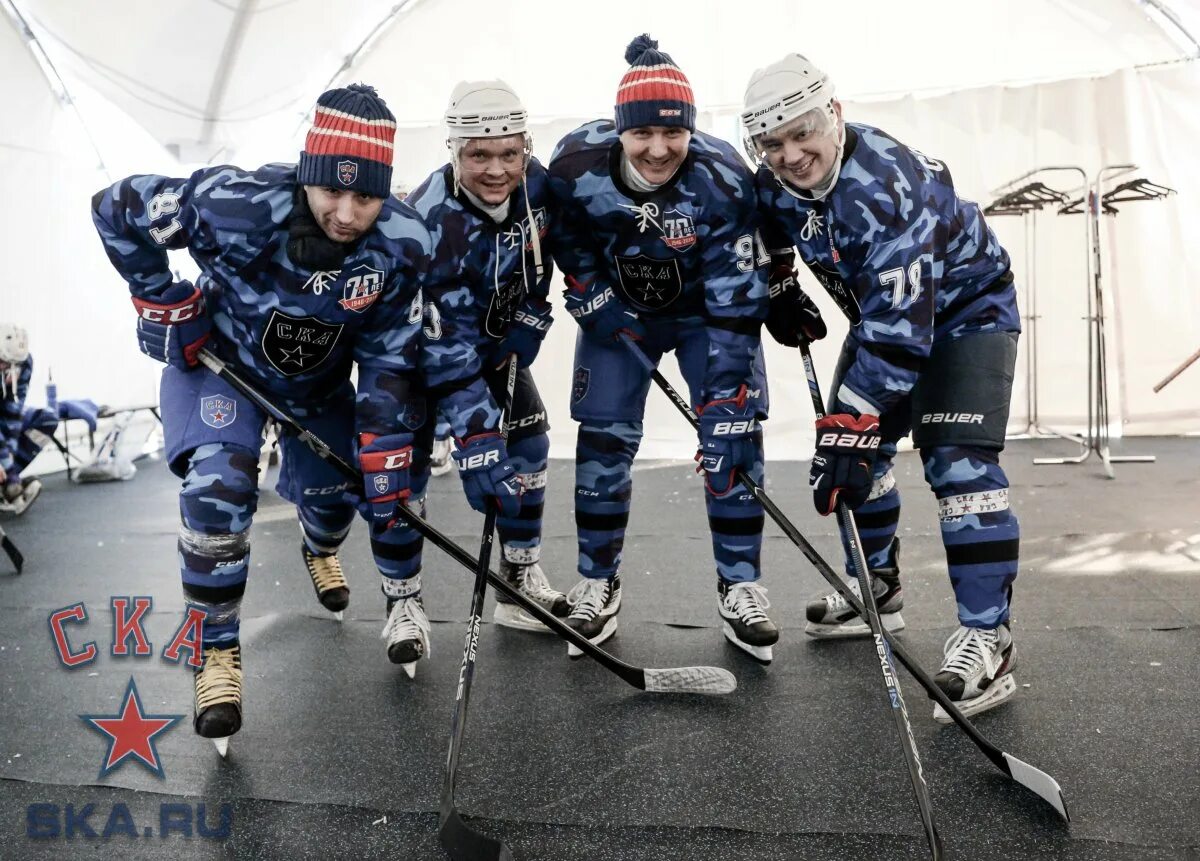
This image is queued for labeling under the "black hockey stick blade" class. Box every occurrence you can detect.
[196,349,736,698]
[440,807,513,861]
[0,527,22,574]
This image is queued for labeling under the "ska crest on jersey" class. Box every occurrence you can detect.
[807,259,862,325]
[483,267,530,339]
[621,202,696,251]
[339,263,385,313]
[261,310,344,376]
[200,396,236,429]
[615,254,682,311]
[571,367,590,404]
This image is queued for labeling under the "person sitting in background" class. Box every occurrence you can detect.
[0,324,56,516]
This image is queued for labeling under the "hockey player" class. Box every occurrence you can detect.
[744,54,1022,720]
[92,84,435,753]
[405,79,568,635]
[0,325,54,515]
[548,36,777,662]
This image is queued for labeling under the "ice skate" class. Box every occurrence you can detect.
[0,477,41,517]
[805,540,904,639]
[302,544,349,620]
[493,560,569,632]
[933,623,1017,723]
[382,593,431,679]
[718,579,779,664]
[194,643,242,757]
[564,574,620,658]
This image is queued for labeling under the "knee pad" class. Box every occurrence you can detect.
[180,443,260,535]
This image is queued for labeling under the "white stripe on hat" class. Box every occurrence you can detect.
[307,126,395,151]
[315,106,398,129]
[623,63,686,74]
[618,76,695,93]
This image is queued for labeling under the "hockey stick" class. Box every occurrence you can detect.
[798,343,943,858]
[619,334,1068,822]
[0,523,22,574]
[195,349,735,696]
[439,356,517,861]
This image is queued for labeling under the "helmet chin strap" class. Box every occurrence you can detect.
[776,124,845,203]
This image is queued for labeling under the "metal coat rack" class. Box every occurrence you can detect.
[988,164,1176,478]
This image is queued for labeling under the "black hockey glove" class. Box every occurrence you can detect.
[766,261,826,348]
[809,413,881,515]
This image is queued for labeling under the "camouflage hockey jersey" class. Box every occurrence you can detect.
[757,122,1020,416]
[92,164,429,433]
[407,159,554,439]
[548,121,768,403]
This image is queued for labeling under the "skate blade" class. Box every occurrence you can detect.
[400,661,417,679]
[212,737,230,758]
[933,672,1018,724]
[566,616,618,659]
[331,610,344,622]
[721,623,774,664]
[805,611,905,640]
[493,603,553,633]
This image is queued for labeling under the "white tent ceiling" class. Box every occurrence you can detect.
[12,0,1200,161]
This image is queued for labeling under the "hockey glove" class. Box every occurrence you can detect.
[810,413,881,515]
[497,300,553,369]
[453,433,523,517]
[564,277,646,344]
[358,432,414,530]
[765,260,826,348]
[130,280,211,370]
[696,385,760,497]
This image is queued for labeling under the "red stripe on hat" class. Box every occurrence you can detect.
[616,81,695,106]
[304,130,391,163]
[313,108,396,143]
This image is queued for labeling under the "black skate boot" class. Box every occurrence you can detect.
[933,623,1017,723]
[494,560,569,632]
[805,538,905,639]
[564,574,621,658]
[381,576,430,679]
[302,544,349,619]
[718,578,779,664]
[194,642,243,757]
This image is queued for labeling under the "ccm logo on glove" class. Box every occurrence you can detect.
[132,292,204,324]
[817,432,881,449]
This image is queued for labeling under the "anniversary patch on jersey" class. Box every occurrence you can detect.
[200,395,236,429]
[614,254,682,311]
[261,310,343,377]
[338,263,385,313]
[661,208,696,250]
[483,270,529,339]
[501,207,549,250]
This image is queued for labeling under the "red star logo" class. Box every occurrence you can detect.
[80,678,182,779]
[211,410,226,423]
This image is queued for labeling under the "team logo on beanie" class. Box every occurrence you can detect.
[337,160,358,186]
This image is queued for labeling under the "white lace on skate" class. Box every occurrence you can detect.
[822,579,863,615]
[381,597,432,654]
[517,564,562,605]
[940,626,1001,681]
[723,582,771,624]
[566,578,611,621]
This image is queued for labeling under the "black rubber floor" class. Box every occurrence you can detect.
[1,438,1197,860]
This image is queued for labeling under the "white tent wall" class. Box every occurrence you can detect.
[380,62,1200,460]
[0,13,157,418]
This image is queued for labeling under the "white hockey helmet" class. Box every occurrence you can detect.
[444,79,528,139]
[0,324,30,365]
[741,54,836,160]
